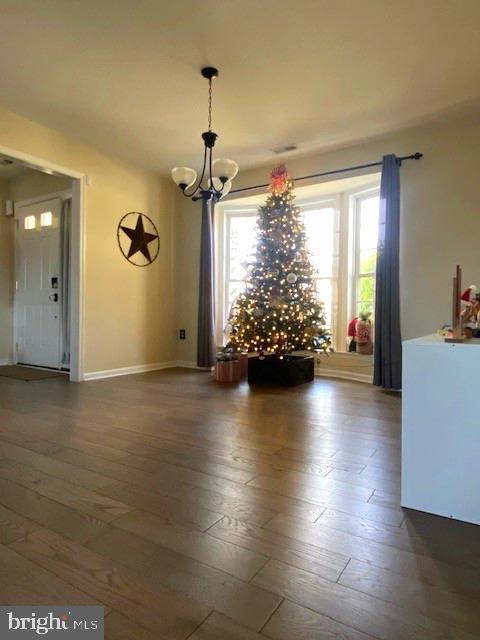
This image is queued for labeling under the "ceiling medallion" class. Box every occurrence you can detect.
[117,212,159,267]
[171,67,238,202]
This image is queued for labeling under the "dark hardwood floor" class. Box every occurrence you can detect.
[0,368,479,639]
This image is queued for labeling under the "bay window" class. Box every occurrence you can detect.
[217,180,380,352]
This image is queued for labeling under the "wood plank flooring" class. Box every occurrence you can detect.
[0,369,479,639]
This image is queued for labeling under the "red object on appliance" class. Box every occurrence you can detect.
[348,317,358,338]
[461,286,477,302]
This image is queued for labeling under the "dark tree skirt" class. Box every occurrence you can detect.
[248,354,314,387]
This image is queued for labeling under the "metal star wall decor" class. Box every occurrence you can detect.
[117,212,160,266]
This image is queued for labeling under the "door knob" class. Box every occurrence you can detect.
[49,293,58,302]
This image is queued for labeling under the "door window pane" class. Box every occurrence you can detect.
[24,215,36,230]
[40,211,53,227]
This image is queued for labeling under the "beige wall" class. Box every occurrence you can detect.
[0,105,176,374]
[0,178,14,363]
[10,171,72,202]
[174,197,202,364]
[174,113,480,363]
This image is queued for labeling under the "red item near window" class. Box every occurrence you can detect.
[348,317,358,338]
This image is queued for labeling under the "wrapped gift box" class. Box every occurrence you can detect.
[215,359,241,382]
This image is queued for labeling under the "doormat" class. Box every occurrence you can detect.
[0,365,66,381]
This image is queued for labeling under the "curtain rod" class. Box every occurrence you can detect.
[230,152,423,195]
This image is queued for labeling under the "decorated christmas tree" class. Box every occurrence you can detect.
[227,166,331,356]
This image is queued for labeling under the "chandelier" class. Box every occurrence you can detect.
[171,67,238,201]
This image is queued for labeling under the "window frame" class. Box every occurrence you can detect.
[215,204,258,345]
[295,194,341,349]
[349,186,381,324]
[216,179,381,353]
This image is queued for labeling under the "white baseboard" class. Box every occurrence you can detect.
[83,360,213,381]
[174,360,213,371]
[84,361,178,381]
[0,358,13,366]
[174,360,202,369]
[84,360,371,383]
[315,368,373,384]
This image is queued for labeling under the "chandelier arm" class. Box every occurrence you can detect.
[181,144,208,198]
[196,143,209,191]
[208,146,221,197]
[207,146,224,197]
[212,181,226,196]
[210,147,226,196]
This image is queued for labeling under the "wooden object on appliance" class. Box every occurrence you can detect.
[445,264,465,343]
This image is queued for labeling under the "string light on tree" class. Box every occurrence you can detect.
[228,165,331,356]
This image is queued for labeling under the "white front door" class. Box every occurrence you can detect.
[15,198,63,369]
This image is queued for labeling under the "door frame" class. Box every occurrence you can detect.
[0,143,86,381]
[14,190,72,372]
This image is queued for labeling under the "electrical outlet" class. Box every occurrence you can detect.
[179,329,186,340]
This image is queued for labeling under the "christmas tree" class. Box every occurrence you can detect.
[227,166,331,356]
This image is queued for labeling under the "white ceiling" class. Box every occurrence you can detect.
[1,1,479,175]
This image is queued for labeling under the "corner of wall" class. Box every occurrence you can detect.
[172,191,202,365]
[0,177,14,363]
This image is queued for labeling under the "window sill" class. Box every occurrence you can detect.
[315,350,373,384]
[327,350,373,358]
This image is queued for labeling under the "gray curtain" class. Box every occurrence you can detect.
[373,155,402,390]
[60,198,71,367]
[197,198,216,367]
